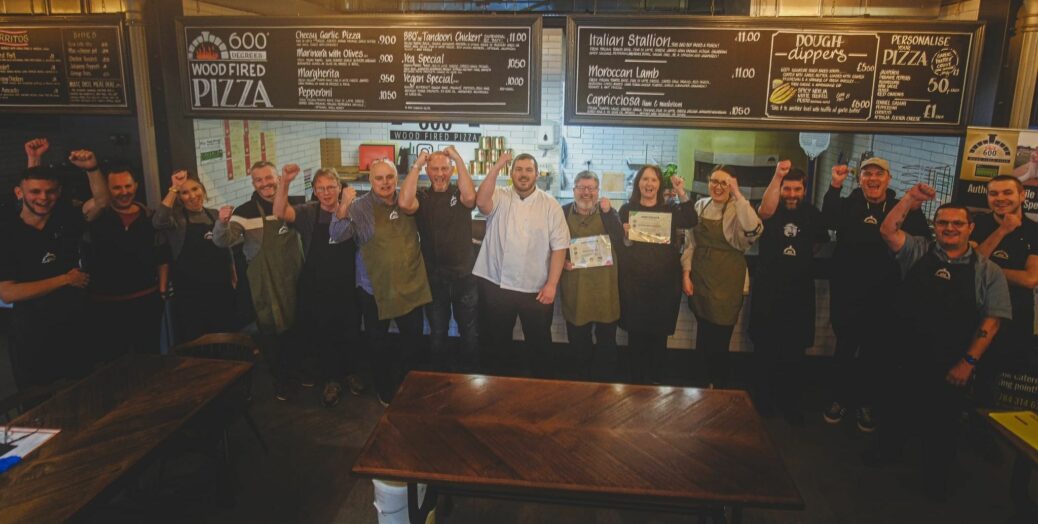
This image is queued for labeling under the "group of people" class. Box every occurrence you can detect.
[3,137,1037,495]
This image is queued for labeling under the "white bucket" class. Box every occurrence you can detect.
[372,479,434,524]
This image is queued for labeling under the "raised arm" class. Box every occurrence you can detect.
[399,152,425,214]
[821,164,850,229]
[447,145,475,208]
[758,160,791,220]
[68,149,109,222]
[880,183,935,253]
[273,163,300,223]
[478,151,511,215]
[154,170,188,230]
[24,138,48,168]
[212,205,244,248]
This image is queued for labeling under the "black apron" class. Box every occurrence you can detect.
[298,213,358,321]
[174,208,232,295]
[831,199,902,331]
[750,208,818,348]
[896,247,978,374]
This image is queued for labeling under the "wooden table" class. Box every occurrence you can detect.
[353,372,804,523]
[980,409,1038,522]
[0,354,252,523]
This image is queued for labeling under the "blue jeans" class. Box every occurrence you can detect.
[425,272,479,372]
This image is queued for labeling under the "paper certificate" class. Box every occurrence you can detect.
[628,211,672,244]
[569,235,613,269]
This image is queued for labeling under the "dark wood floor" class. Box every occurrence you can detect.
[0,312,1029,523]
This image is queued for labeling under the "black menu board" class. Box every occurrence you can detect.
[566,16,983,134]
[0,16,130,113]
[177,15,540,124]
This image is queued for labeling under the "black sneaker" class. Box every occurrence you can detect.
[321,381,342,408]
[299,371,316,389]
[857,407,876,433]
[823,401,846,424]
[346,374,366,396]
[274,381,289,402]
[376,392,390,408]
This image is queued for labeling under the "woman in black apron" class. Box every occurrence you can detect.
[153,170,236,343]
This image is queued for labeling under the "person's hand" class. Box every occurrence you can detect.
[946,360,974,387]
[727,176,743,200]
[495,150,513,170]
[25,138,49,164]
[415,150,430,169]
[1000,212,1023,233]
[831,164,849,188]
[230,270,238,290]
[906,183,937,203]
[219,205,234,224]
[775,159,792,178]
[599,197,611,213]
[623,222,631,238]
[536,283,557,304]
[170,169,188,189]
[340,186,357,206]
[682,272,694,296]
[564,260,575,271]
[68,149,98,171]
[281,163,300,183]
[444,145,462,162]
[671,175,685,196]
[64,268,89,288]
[1031,149,1038,165]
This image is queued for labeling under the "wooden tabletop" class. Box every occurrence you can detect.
[0,354,252,523]
[353,372,803,511]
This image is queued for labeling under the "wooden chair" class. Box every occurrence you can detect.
[170,332,267,453]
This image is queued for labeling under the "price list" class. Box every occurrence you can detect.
[0,22,128,111]
[179,16,540,124]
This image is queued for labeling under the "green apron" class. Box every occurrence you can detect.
[690,205,746,326]
[360,202,432,320]
[246,202,304,334]
[561,208,620,326]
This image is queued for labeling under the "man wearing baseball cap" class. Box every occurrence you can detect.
[821,156,930,432]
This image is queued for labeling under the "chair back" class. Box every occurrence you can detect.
[171,333,260,363]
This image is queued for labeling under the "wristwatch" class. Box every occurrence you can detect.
[963,354,978,366]
[168,187,179,193]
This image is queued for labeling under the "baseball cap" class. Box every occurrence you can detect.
[859,157,890,172]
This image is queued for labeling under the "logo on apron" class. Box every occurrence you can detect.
[278,225,290,235]
[389,210,399,220]
[204,231,214,240]
[41,252,56,264]
[935,268,952,280]
[863,215,878,225]
[783,245,797,256]
[328,237,337,244]
[450,194,458,207]
[993,250,1010,260]
[783,223,799,238]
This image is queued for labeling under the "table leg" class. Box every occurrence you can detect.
[725,505,743,524]
[408,482,438,524]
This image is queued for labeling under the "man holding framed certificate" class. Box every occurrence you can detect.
[560,171,625,380]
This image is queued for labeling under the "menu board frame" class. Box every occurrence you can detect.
[177,15,541,124]
[565,15,984,135]
[0,15,132,115]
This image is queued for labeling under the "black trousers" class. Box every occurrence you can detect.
[477,277,555,378]
[172,286,237,344]
[9,316,92,390]
[360,290,424,402]
[695,315,735,387]
[828,317,886,409]
[753,340,807,412]
[91,292,163,364]
[627,330,668,385]
[565,321,618,381]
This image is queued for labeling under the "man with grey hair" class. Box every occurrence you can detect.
[560,171,624,380]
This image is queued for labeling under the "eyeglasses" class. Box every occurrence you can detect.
[708,179,728,186]
[573,185,598,192]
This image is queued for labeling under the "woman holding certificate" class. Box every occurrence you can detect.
[618,165,698,384]
[681,166,763,388]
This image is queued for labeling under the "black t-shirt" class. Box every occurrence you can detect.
[84,205,172,296]
[415,185,474,279]
[0,209,87,322]
[972,213,1038,272]
[756,203,829,283]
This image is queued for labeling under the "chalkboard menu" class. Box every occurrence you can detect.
[177,15,540,124]
[566,16,983,134]
[0,16,130,113]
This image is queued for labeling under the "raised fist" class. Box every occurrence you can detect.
[64,268,89,288]
[171,169,188,189]
[24,138,49,164]
[496,150,513,169]
[671,175,685,194]
[444,145,462,162]
[219,205,234,224]
[775,159,792,178]
[68,149,98,171]
[906,183,937,203]
[1001,212,1023,232]
[599,197,612,213]
[341,186,357,206]
[831,165,850,188]
[281,163,301,183]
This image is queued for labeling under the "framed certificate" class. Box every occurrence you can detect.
[628,211,672,244]
[569,235,613,268]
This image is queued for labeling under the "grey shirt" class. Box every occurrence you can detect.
[895,235,1013,320]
